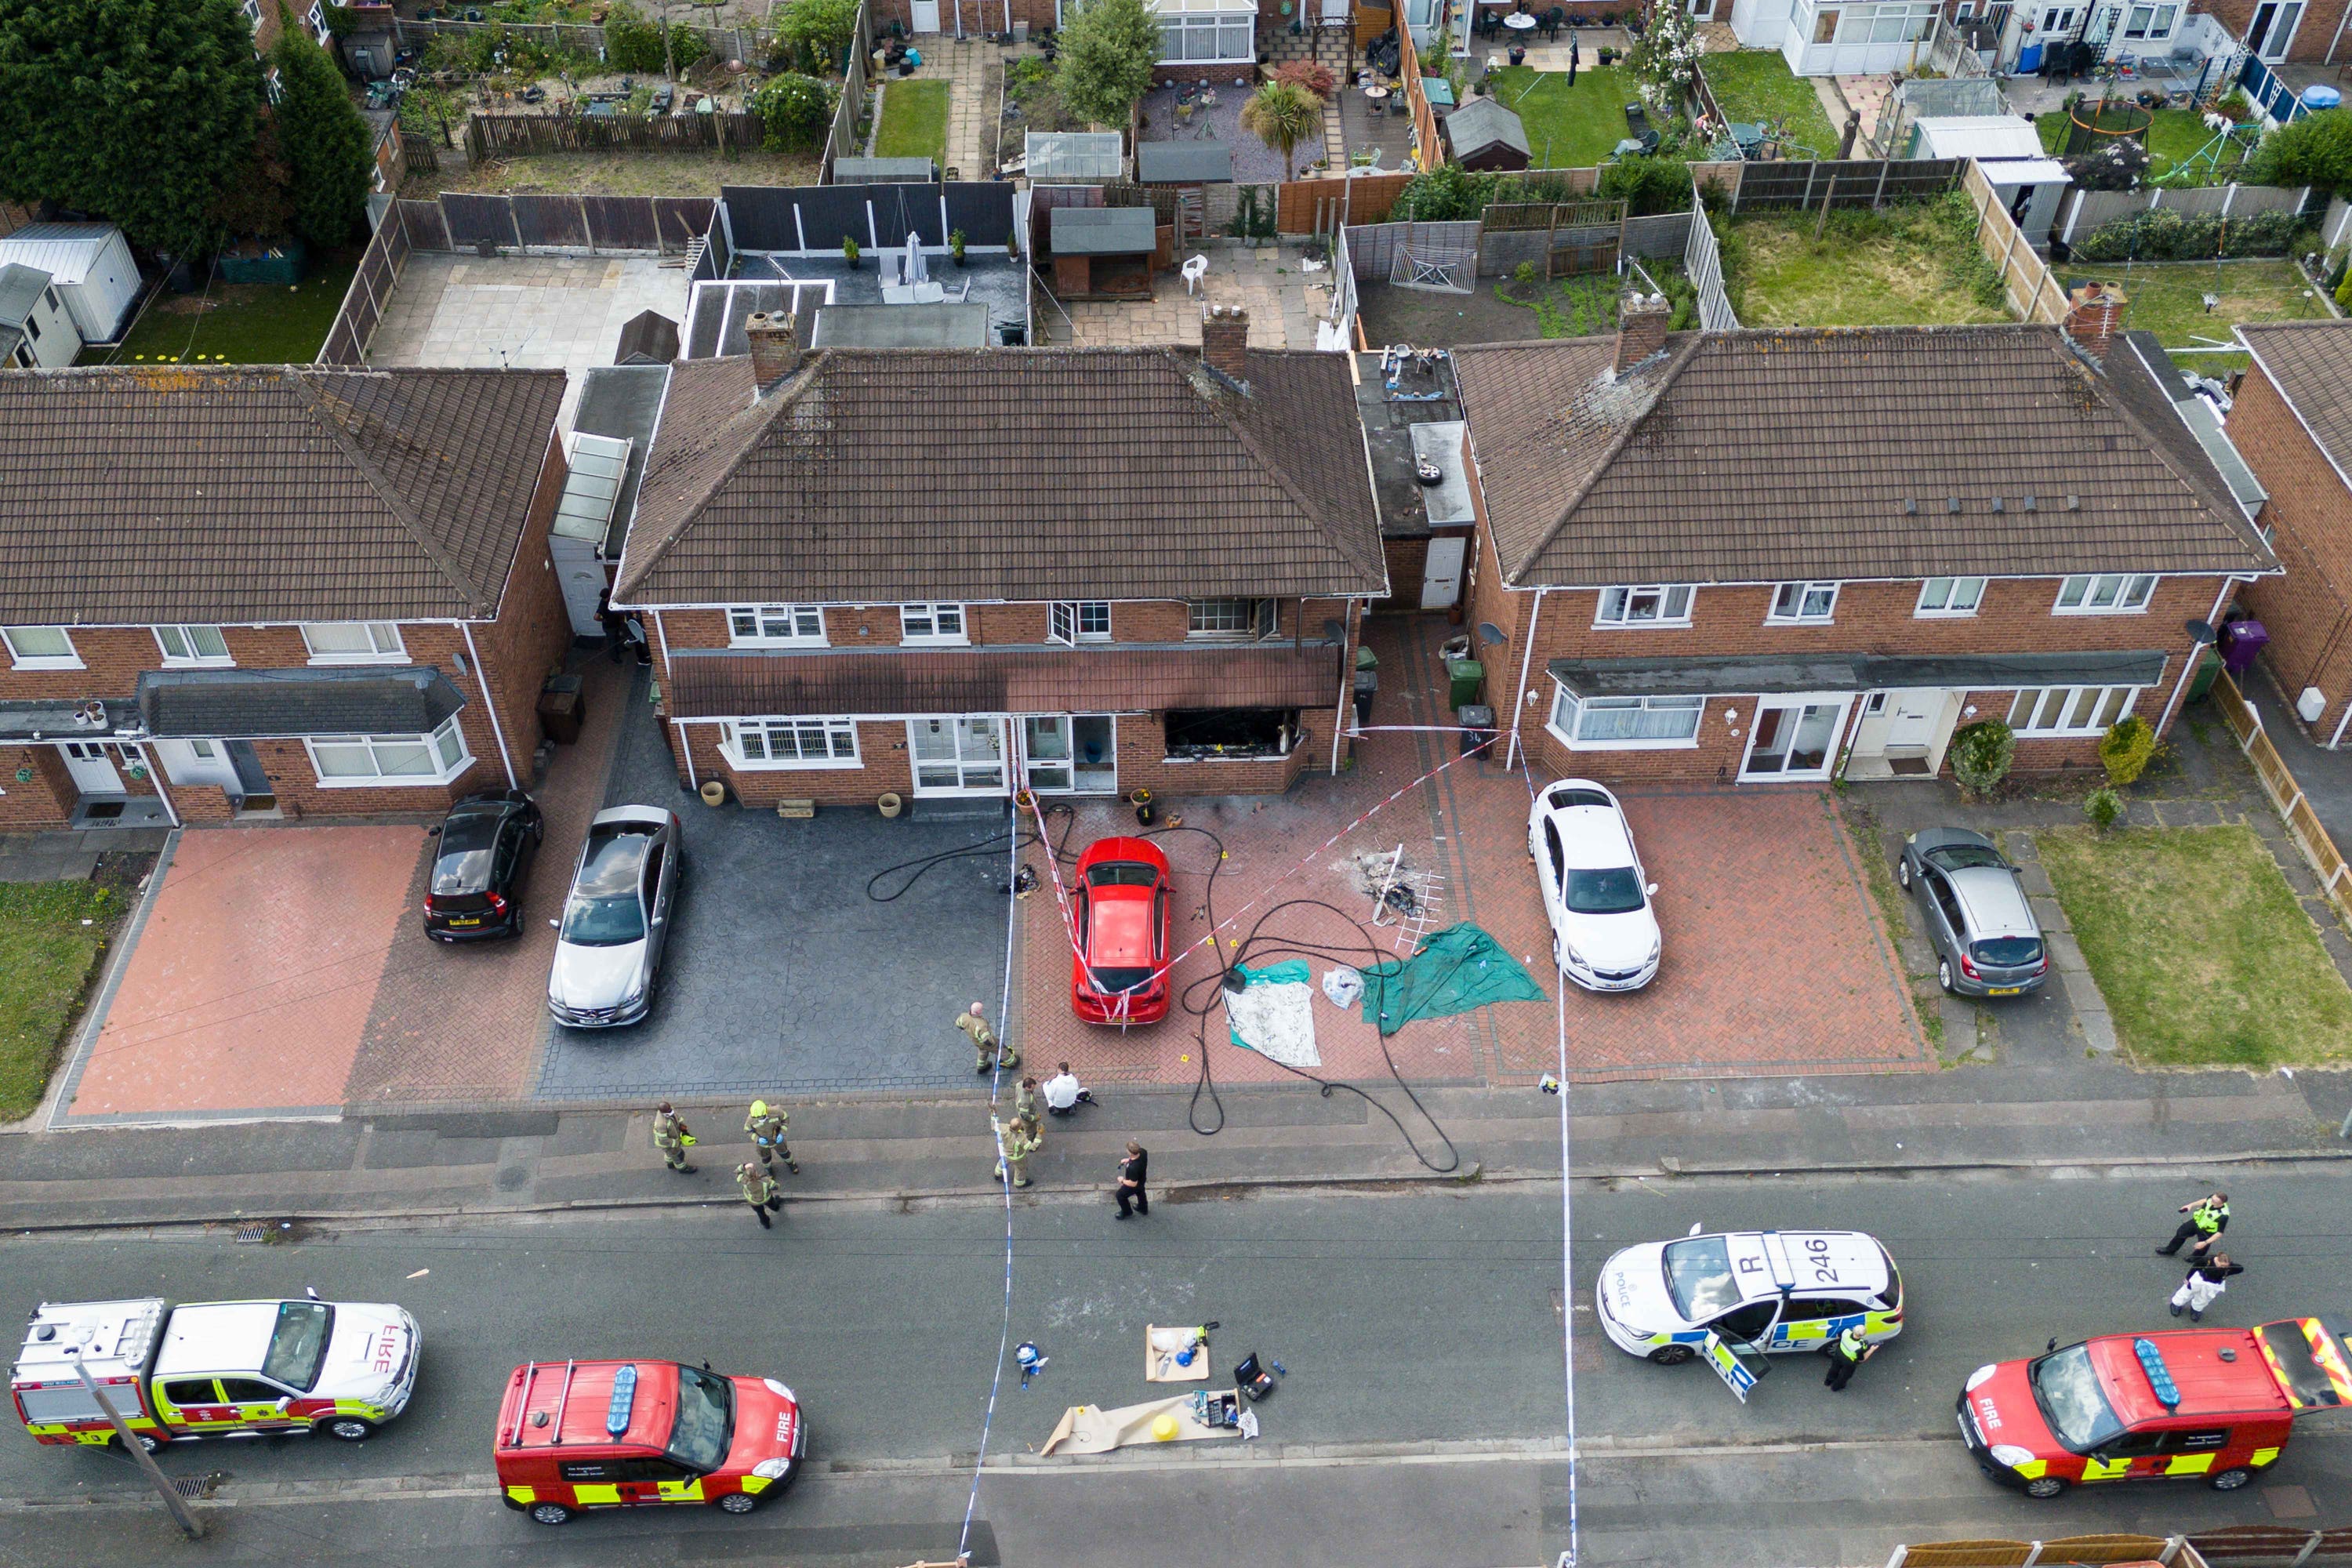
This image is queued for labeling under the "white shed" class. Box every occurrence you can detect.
[0,224,140,343]
[1910,118,2074,244]
[0,263,82,369]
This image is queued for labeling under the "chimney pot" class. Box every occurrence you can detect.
[1200,304,1250,384]
[745,310,802,391]
[2062,282,2127,364]
[1613,290,1673,375]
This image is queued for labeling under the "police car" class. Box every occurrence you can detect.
[1595,1229,1905,1363]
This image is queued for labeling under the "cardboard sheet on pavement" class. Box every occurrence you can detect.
[1040,1390,1242,1455]
[1145,1324,1210,1382]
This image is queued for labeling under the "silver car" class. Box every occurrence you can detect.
[547,806,682,1027]
[1897,828,2049,997]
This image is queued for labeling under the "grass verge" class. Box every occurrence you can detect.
[1835,796,1947,1052]
[89,258,358,366]
[0,881,119,1123]
[2038,824,2352,1068]
[1721,194,2010,327]
[1486,67,1636,169]
[1698,49,1841,159]
[875,78,950,164]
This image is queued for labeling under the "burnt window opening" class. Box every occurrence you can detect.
[1164,708,1299,760]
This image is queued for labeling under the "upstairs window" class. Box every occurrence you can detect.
[154,625,233,666]
[898,603,967,644]
[302,622,406,662]
[1915,577,1987,617]
[1050,601,1112,644]
[2055,574,2157,615]
[727,604,824,645]
[1187,599,1276,639]
[1767,582,1839,623]
[1595,585,1693,626]
[2,626,80,670]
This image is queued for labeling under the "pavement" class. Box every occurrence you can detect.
[5,1171,2350,1565]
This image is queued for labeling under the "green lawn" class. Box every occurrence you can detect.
[874,78,949,165]
[87,254,359,366]
[2034,107,2254,184]
[1722,200,2012,327]
[2039,825,2352,1068]
[1699,49,1841,160]
[2056,260,2329,372]
[0,881,118,1122]
[1486,66,1636,169]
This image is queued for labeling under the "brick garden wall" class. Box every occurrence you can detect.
[0,745,77,828]
[2234,362,2352,742]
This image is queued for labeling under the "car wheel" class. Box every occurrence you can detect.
[1648,1345,1697,1365]
[1896,857,1911,889]
[1937,957,1955,993]
[716,1490,760,1515]
[318,1417,375,1443]
[2209,1467,2253,1492]
[2023,1475,2067,1500]
[1552,933,1565,972]
[528,1501,574,1526]
[112,1432,160,1454]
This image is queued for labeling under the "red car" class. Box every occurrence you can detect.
[1070,837,1173,1024]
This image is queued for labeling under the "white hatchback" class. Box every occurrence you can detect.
[1526,779,1660,991]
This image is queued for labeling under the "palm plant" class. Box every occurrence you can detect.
[1240,80,1323,180]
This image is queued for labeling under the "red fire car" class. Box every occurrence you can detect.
[1958,1316,2352,1499]
[1070,837,1173,1025]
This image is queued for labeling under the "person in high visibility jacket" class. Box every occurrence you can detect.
[996,1119,1039,1189]
[2158,1192,2230,1258]
[958,1001,1017,1074]
[1824,1324,1874,1392]
[652,1102,695,1174]
[745,1100,798,1175]
[738,1162,782,1228]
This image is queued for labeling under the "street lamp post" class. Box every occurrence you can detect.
[71,1359,204,1541]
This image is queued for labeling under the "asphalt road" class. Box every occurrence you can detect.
[4,1167,2348,1565]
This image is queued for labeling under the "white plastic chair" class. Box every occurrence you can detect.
[1181,255,1209,296]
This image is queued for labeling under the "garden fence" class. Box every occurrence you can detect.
[392,14,757,65]
[1964,158,2069,323]
[1327,223,1358,345]
[1344,220,1481,281]
[316,201,414,366]
[395,190,714,252]
[2209,669,2352,931]
[2054,181,2314,246]
[821,1,878,180]
[1885,1535,2206,1568]
[1277,176,1414,234]
[1724,157,1960,213]
[2190,1524,2352,1564]
[1683,194,1738,331]
[464,109,765,159]
[1918,12,1993,78]
[1393,23,1444,175]
[2325,195,2352,256]
[2236,54,2310,125]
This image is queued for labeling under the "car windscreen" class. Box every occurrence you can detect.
[666,1364,735,1473]
[1971,936,2042,966]
[1928,844,2008,872]
[431,847,495,895]
[2030,1345,2125,1452]
[1086,862,1160,888]
[1564,866,1645,915]
[1661,1236,1740,1321]
[561,833,648,946]
[262,1301,335,1391]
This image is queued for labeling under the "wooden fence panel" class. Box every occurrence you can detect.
[822,0,876,180]
[1965,160,2067,324]
[1730,157,1958,212]
[1685,195,1738,330]
[465,111,764,157]
[512,193,590,249]
[2212,671,2352,929]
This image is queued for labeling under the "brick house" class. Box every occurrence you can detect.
[611,308,1385,810]
[1449,299,2277,787]
[0,365,572,829]
[866,0,1345,70]
[2234,321,2352,745]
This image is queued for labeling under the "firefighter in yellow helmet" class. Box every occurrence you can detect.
[745,1099,797,1175]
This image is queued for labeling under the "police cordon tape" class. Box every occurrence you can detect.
[956,826,1024,1566]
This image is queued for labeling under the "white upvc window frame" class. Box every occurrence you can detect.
[300,621,408,664]
[1547,684,1706,750]
[1148,0,1257,64]
[898,603,968,645]
[1,626,82,670]
[1049,601,1112,644]
[2008,685,2140,736]
[306,714,474,786]
[264,64,284,103]
[1915,576,1987,618]
[1766,581,1841,624]
[726,604,826,646]
[1187,598,1277,640]
[2054,573,2158,615]
[721,717,863,770]
[154,624,234,666]
[307,0,331,42]
[1595,584,1693,627]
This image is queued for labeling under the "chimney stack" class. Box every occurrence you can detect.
[2063,281,2127,363]
[1613,291,1672,374]
[1200,304,1250,385]
[745,310,802,391]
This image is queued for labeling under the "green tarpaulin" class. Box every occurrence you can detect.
[1359,924,1544,1036]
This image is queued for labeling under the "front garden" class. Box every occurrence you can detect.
[0,880,119,1123]
[1719,194,2010,327]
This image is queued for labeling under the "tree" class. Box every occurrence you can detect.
[777,0,859,74]
[213,115,296,242]
[755,72,833,151]
[1240,80,1321,180]
[272,4,372,248]
[2249,107,2352,198]
[1054,0,1160,131]
[0,0,263,259]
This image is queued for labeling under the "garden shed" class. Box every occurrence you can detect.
[1024,132,1126,183]
[0,223,139,343]
[0,263,79,370]
[1441,98,1533,172]
[833,155,941,184]
[1910,116,2071,243]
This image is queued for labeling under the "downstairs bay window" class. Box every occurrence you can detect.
[1149,0,1255,64]
[307,715,472,785]
[1548,686,1704,749]
[721,717,862,768]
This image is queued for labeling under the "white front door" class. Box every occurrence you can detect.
[910,0,941,31]
[1740,697,1850,781]
[1421,535,1468,611]
[1024,715,1075,793]
[909,716,1008,795]
[60,742,123,795]
[1883,691,1941,752]
[156,739,241,791]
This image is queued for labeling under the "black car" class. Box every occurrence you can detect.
[423,790,544,942]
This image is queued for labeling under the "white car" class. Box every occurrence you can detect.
[547,806,682,1028]
[1594,1229,1905,1363]
[1526,779,1661,991]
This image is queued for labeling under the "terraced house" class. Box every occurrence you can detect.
[1450,298,2278,787]
[0,365,572,829]
[612,309,1386,811]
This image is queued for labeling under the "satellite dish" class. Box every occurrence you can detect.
[1477,622,1507,647]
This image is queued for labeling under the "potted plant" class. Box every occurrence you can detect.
[843,236,861,268]
[949,227,967,265]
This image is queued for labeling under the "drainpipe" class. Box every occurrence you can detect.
[1330,597,1357,775]
[2158,575,2242,737]
[1503,585,1547,771]
[674,719,699,790]
[461,622,518,791]
[136,744,183,829]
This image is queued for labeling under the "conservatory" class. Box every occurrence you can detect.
[1734,0,1943,74]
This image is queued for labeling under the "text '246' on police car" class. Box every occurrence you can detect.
[1596,1229,1904,1363]
[13,1296,419,1449]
